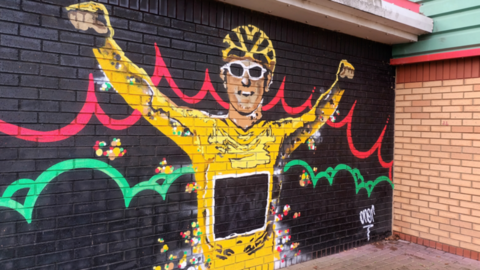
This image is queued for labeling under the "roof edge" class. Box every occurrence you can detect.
[383,0,420,13]
[218,0,433,45]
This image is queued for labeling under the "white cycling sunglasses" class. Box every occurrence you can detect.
[221,61,268,81]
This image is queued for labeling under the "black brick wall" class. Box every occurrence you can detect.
[0,0,395,269]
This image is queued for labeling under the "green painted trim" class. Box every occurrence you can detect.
[393,0,480,59]
[419,0,480,17]
[283,160,394,197]
[432,9,480,34]
[0,158,394,224]
[0,159,195,223]
[393,28,480,58]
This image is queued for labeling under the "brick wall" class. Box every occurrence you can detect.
[0,0,395,269]
[394,59,480,254]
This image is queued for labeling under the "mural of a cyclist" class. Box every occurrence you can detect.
[66,2,355,269]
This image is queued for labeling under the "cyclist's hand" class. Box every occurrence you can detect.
[66,2,112,36]
[339,60,355,79]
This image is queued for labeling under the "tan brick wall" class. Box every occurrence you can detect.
[394,78,480,252]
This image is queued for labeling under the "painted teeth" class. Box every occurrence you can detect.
[237,91,254,96]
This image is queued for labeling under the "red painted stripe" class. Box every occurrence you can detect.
[326,102,393,180]
[151,43,314,114]
[261,77,313,114]
[151,44,229,109]
[391,48,480,65]
[383,0,420,13]
[0,74,142,142]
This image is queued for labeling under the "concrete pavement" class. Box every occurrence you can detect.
[283,240,480,270]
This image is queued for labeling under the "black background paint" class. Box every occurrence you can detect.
[0,0,394,269]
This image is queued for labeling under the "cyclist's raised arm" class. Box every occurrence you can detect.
[67,2,209,151]
[274,60,355,156]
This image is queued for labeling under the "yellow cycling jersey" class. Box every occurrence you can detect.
[86,4,351,267]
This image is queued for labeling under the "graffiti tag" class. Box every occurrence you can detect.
[360,205,375,241]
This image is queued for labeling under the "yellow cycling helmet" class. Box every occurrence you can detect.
[222,25,276,74]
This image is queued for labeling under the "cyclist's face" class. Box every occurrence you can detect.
[221,59,271,114]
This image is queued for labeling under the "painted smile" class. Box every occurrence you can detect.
[234,90,258,111]
[237,91,255,97]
